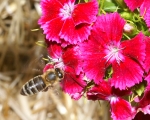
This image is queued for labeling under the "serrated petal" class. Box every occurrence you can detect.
[79,39,106,83]
[124,0,144,11]
[93,13,125,43]
[47,42,62,59]
[87,81,111,100]
[111,57,143,90]
[73,0,98,25]
[62,46,82,75]
[61,67,86,94]
[43,18,64,43]
[38,0,62,24]
[110,97,136,120]
[59,18,91,44]
[121,33,145,66]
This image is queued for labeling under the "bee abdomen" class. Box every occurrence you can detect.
[20,76,46,96]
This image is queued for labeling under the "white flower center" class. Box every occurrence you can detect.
[104,42,125,64]
[59,2,74,20]
[108,96,119,104]
[53,57,65,69]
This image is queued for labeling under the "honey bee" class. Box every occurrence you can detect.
[20,68,64,96]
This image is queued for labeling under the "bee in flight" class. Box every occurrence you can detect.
[20,68,64,96]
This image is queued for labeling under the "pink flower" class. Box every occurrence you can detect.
[87,81,136,120]
[124,0,150,29]
[38,0,98,46]
[45,42,86,98]
[80,13,145,90]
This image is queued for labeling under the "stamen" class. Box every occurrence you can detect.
[104,42,125,64]
[59,2,74,20]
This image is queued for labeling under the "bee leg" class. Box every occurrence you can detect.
[42,86,53,92]
[42,87,49,92]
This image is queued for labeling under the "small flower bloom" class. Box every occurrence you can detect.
[80,13,145,90]
[38,0,98,46]
[123,23,134,33]
[45,42,86,97]
[87,81,136,120]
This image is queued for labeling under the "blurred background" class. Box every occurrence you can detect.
[0,0,111,120]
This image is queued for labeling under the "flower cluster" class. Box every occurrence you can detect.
[38,0,150,119]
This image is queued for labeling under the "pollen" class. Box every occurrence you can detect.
[59,2,74,20]
[104,42,125,64]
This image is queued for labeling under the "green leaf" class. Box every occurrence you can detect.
[102,0,118,12]
[133,82,146,96]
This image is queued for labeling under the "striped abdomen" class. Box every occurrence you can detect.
[20,75,46,96]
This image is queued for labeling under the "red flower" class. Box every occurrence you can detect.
[124,0,150,29]
[80,13,145,90]
[44,42,85,98]
[38,0,98,46]
[87,81,136,120]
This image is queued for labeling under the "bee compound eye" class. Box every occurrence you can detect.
[55,68,63,79]
[46,72,56,81]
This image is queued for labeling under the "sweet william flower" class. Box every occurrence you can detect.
[124,0,150,29]
[80,13,145,90]
[38,0,98,46]
[87,81,136,120]
[44,41,86,99]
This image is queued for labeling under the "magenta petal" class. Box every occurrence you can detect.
[144,37,150,73]
[42,18,64,43]
[47,42,62,59]
[134,0,150,29]
[73,0,98,25]
[70,92,83,100]
[43,64,54,73]
[111,57,143,90]
[59,18,91,44]
[110,97,136,120]
[79,35,107,83]
[62,46,82,75]
[140,0,150,16]
[121,33,145,66]
[124,0,144,11]
[87,81,111,100]
[38,0,62,24]
[82,54,106,84]
[93,13,125,43]
[144,8,150,29]
[61,67,86,94]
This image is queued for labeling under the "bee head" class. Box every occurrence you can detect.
[55,68,64,79]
